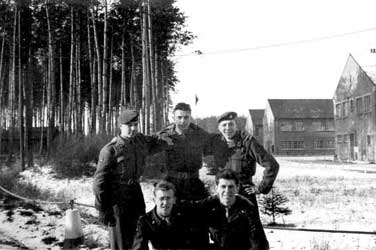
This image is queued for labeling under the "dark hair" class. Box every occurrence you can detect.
[215,169,240,186]
[173,102,191,112]
[153,180,176,196]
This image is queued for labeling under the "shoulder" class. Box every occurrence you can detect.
[236,195,257,209]
[157,124,175,136]
[99,138,117,156]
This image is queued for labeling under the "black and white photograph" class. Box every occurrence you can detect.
[0,0,376,249]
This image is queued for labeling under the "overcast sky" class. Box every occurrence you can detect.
[170,0,376,118]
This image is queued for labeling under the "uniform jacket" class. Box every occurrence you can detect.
[93,134,168,214]
[132,207,202,250]
[211,131,279,194]
[157,123,213,174]
[200,195,264,250]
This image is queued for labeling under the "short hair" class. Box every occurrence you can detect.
[215,169,240,186]
[153,180,176,196]
[173,102,191,112]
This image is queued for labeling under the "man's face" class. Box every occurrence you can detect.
[218,120,237,140]
[120,121,138,138]
[154,189,176,218]
[173,109,191,132]
[216,178,239,207]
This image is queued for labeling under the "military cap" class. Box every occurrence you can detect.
[173,102,191,112]
[217,111,237,123]
[118,109,139,124]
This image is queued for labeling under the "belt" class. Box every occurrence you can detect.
[168,171,199,179]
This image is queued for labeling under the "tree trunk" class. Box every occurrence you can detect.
[68,6,75,135]
[91,6,103,134]
[25,47,33,168]
[141,0,151,134]
[59,44,64,135]
[75,22,82,134]
[0,33,5,154]
[108,35,113,134]
[18,9,25,170]
[45,1,56,155]
[120,33,126,107]
[102,0,109,134]
[130,38,137,109]
[87,12,96,134]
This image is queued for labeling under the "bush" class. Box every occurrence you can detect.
[49,134,112,178]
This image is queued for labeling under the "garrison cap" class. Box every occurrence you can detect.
[217,111,237,123]
[118,109,139,125]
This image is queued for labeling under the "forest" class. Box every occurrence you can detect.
[0,0,194,170]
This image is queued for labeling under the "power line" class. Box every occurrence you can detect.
[175,26,376,57]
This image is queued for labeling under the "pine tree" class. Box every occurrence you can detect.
[259,187,292,225]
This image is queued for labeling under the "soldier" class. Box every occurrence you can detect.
[93,109,172,250]
[132,180,206,250]
[201,169,268,250]
[209,111,280,249]
[157,102,213,246]
[157,102,212,201]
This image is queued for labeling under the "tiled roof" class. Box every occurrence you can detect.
[268,99,333,119]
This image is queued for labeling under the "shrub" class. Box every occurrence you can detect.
[49,134,112,178]
[259,187,292,225]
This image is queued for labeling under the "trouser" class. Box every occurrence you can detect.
[108,205,143,250]
[238,189,269,250]
[109,184,146,250]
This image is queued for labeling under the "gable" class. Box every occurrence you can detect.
[248,109,264,125]
[334,54,376,102]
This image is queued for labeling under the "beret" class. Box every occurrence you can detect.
[173,102,191,112]
[118,109,139,124]
[217,111,237,123]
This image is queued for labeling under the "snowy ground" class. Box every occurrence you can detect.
[0,156,376,249]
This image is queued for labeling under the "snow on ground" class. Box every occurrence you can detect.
[0,156,375,249]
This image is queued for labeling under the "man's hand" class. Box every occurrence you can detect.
[243,184,260,195]
[99,210,116,227]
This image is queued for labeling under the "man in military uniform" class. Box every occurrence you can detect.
[209,111,280,249]
[158,102,212,201]
[132,180,208,250]
[200,169,268,250]
[93,109,172,250]
[157,102,213,246]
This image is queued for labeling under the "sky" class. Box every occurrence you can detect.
[171,0,376,118]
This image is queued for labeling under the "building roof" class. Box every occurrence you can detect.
[248,109,264,124]
[267,99,334,119]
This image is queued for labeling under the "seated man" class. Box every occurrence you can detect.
[200,169,269,250]
[132,180,208,250]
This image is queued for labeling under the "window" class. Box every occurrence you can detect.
[350,99,354,113]
[356,97,363,114]
[294,121,304,131]
[342,102,349,117]
[336,135,342,144]
[325,120,334,131]
[280,121,292,131]
[280,141,304,149]
[335,103,341,118]
[367,135,371,146]
[364,95,371,113]
[313,139,335,149]
[311,121,323,131]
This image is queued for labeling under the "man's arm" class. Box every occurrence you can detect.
[132,216,150,250]
[92,146,115,225]
[247,136,279,194]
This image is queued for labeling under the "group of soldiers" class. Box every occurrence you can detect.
[93,102,280,250]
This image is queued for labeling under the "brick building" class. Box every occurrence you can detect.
[263,99,335,155]
[333,54,376,162]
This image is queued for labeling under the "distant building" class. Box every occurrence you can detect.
[263,99,335,155]
[333,54,376,162]
[245,109,264,145]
